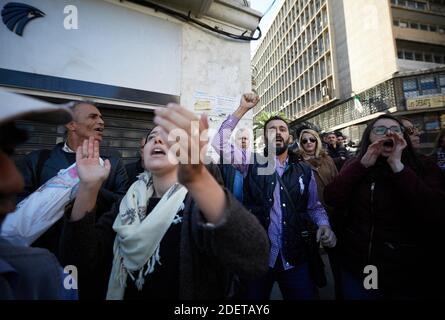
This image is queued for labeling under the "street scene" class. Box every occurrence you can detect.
[1,0,445,304]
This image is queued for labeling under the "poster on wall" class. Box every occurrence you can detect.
[193,91,239,117]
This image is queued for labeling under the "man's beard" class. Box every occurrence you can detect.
[275,143,288,155]
[265,138,289,156]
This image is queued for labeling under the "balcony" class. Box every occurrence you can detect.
[393,26,445,46]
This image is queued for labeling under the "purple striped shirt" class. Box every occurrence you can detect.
[212,115,330,269]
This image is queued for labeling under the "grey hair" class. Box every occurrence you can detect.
[68,100,97,112]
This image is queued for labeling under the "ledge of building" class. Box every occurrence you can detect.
[142,0,262,31]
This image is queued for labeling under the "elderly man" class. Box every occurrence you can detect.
[0,90,75,299]
[17,101,128,255]
[215,127,251,202]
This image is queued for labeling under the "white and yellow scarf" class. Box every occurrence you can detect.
[106,171,187,300]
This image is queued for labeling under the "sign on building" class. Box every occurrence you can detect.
[406,95,445,110]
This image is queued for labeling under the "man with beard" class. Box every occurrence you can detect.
[212,93,336,300]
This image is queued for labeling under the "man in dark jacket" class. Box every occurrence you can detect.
[213,93,337,300]
[16,101,129,256]
[0,89,76,299]
[326,132,349,171]
[125,136,146,184]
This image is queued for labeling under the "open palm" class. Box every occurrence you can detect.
[76,137,111,187]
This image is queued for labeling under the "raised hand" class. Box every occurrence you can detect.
[387,132,407,173]
[233,92,260,119]
[239,92,260,111]
[360,139,384,168]
[154,103,209,187]
[76,136,111,190]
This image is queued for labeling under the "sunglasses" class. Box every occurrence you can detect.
[301,137,317,144]
[371,125,403,136]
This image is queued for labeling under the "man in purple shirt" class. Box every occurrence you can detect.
[212,93,336,300]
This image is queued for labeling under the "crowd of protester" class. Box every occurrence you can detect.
[1,90,445,300]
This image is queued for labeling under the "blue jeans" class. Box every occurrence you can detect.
[340,268,382,300]
[245,262,317,300]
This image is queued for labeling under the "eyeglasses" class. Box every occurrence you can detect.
[404,126,420,136]
[301,137,317,144]
[371,125,403,136]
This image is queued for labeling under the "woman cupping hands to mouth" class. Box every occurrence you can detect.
[360,118,407,173]
[324,114,445,300]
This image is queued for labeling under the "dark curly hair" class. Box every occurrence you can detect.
[356,114,423,172]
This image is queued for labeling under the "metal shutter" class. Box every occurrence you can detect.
[14,104,154,165]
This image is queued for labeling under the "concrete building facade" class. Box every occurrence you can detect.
[252,0,445,153]
[1,0,261,162]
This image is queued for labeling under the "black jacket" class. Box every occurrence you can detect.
[125,158,144,185]
[325,157,445,297]
[59,187,270,300]
[243,154,313,266]
[16,142,129,256]
[327,144,349,171]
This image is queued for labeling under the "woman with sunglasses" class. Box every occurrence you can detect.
[59,103,269,300]
[324,114,444,299]
[298,129,338,213]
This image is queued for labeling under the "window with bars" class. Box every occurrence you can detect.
[403,78,419,98]
[420,76,439,95]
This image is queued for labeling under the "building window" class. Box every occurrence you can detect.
[439,74,445,93]
[407,1,417,8]
[420,76,439,95]
[416,2,426,10]
[420,24,428,30]
[424,53,433,62]
[414,52,423,61]
[393,0,428,10]
[403,78,418,98]
[405,51,414,60]
[434,55,444,64]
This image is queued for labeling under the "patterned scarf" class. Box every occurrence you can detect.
[106,171,187,300]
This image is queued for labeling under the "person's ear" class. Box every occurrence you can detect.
[65,121,76,132]
[288,134,294,143]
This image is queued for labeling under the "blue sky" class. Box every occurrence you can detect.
[250,0,284,56]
